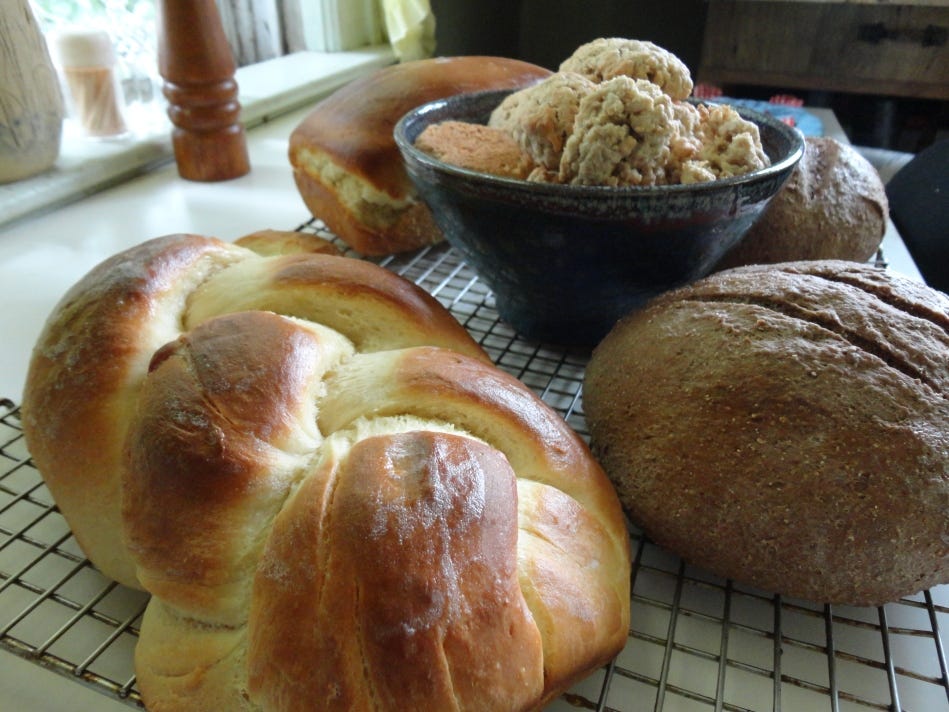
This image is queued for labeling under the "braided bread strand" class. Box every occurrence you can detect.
[23,233,630,710]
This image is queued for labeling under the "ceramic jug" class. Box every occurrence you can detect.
[0,0,65,183]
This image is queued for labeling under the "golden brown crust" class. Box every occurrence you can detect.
[234,228,341,257]
[320,347,628,536]
[23,232,631,710]
[124,312,348,624]
[291,57,551,197]
[250,431,546,711]
[584,259,949,606]
[184,251,490,356]
[291,164,444,255]
[21,234,246,587]
[289,56,551,254]
[317,346,631,693]
[22,235,485,589]
[716,137,889,269]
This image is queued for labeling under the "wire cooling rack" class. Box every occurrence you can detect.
[1,218,947,712]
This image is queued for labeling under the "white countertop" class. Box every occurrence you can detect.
[0,47,395,231]
[0,89,928,710]
[0,102,334,406]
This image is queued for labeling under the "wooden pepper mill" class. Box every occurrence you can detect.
[157,0,250,181]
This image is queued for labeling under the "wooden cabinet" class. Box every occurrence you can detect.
[699,1,949,100]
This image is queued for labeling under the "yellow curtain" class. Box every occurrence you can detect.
[380,0,435,61]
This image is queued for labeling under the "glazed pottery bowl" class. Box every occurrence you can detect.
[394,89,804,345]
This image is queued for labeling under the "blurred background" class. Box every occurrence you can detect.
[27,0,949,154]
[429,0,948,155]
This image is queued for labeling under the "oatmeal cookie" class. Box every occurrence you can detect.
[694,102,770,178]
[559,76,684,186]
[559,37,693,101]
[489,72,596,171]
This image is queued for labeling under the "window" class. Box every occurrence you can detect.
[33,0,434,69]
[28,0,432,140]
[33,0,159,117]
[32,0,152,27]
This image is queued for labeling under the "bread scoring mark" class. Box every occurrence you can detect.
[810,270,949,336]
[676,289,945,395]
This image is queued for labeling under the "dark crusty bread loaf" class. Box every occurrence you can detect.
[715,137,889,270]
[23,233,629,710]
[289,56,550,255]
[584,260,948,606]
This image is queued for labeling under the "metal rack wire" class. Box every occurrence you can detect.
[1,219,947,711]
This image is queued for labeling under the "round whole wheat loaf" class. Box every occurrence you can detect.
[715,137,888,270]
[584,259,948,606]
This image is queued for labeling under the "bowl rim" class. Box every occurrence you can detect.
[394,88,806,197]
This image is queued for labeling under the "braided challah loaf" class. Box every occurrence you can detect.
[22,233,630,710]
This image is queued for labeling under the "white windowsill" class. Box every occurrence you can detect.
[0,44,395,230]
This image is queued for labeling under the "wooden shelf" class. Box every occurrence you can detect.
[699,1,949,100]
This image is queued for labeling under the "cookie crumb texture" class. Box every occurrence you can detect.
[423,37,771,187]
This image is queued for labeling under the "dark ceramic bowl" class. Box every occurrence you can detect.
[394,89,805,345]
